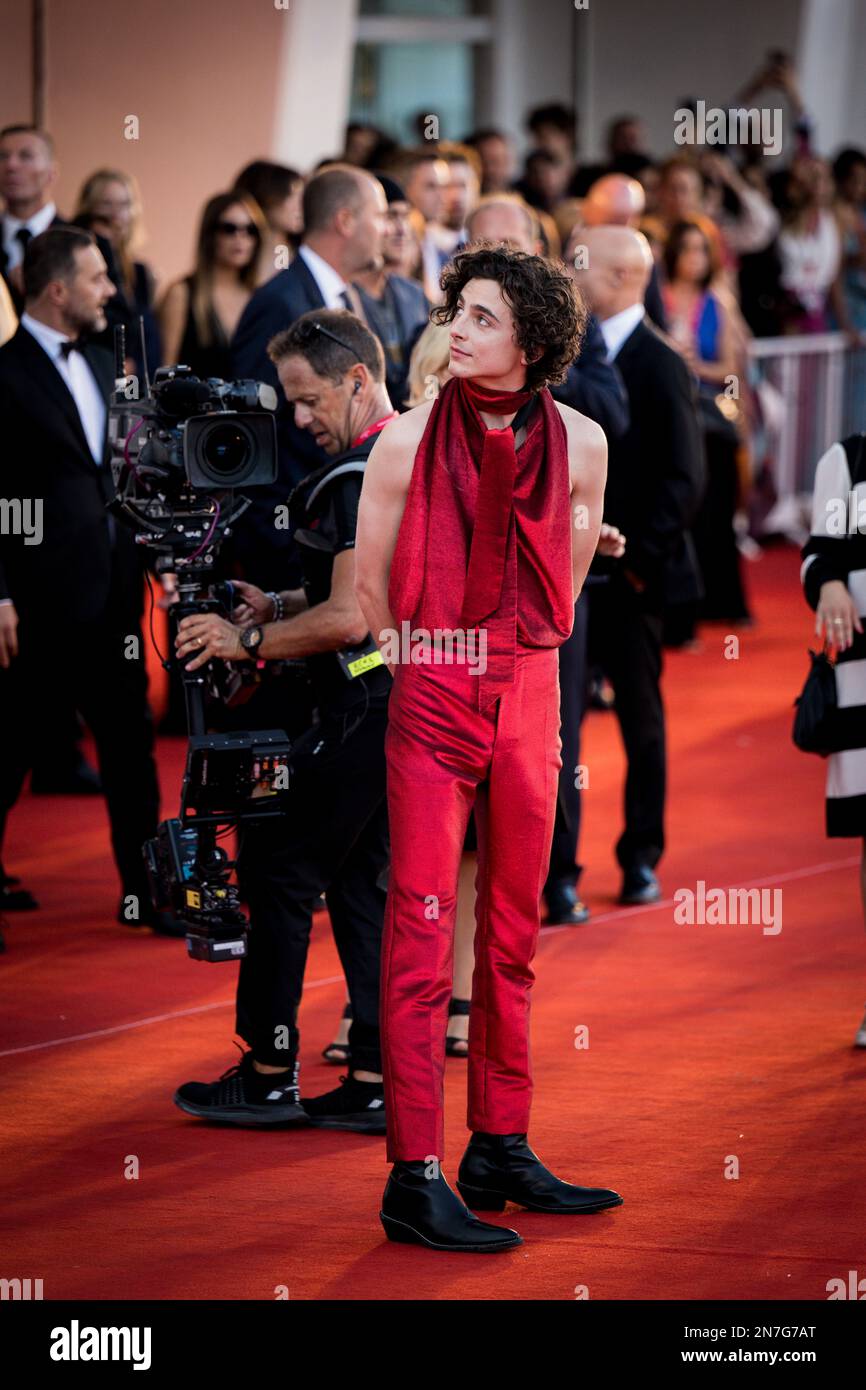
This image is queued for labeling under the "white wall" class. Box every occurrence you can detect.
[489,0,575,149]
[797,0,866,156]
[576,0,805,162]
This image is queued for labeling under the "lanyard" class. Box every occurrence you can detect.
[350,412,398,448]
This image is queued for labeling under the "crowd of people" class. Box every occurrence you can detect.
[1,45,865,1200]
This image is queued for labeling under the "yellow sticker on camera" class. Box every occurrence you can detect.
[347,650,384,677]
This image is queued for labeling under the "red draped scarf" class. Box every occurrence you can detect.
[388,374,574,711]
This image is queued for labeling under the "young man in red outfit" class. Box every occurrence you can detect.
[355,245,623,1252]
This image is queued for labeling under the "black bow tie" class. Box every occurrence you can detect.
[60,338,83,358]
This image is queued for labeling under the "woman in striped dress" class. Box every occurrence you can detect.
[801,433,866,1047]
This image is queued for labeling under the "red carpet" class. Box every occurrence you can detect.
[2,544,864,1301]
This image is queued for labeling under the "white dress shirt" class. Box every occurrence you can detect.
[2,201,57,271]
[598,302,647,362]
[20,311,107,464]
[297,244,350,310]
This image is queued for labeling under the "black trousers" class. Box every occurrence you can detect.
[0,601,160,901]
[692,429,751,622]
[587,577,666,872]
[545,591,590,893]
[235,682,390,1073]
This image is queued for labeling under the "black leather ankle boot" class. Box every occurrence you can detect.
[380,1160,523,1252]
[457,1132,623,1214]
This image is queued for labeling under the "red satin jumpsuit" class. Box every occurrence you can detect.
[380,381,574,1161]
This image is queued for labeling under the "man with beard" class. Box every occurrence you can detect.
[0,229,178,935]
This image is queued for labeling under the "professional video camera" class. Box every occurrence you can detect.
[108,326,291,962]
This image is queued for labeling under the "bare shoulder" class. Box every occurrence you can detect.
[365,398,435,493]
[380,398,435,449]
[553,399,607,488]
[368,399,434,465]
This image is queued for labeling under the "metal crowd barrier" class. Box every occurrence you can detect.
[747,332,866,538]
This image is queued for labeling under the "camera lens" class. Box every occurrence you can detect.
[201,422,251,477]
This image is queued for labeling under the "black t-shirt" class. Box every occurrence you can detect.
[291,434,391,706]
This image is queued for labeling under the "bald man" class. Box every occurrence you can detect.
[570,225,705,905]
[467,198,629,925]
[579,174,667,331]
[580,173,645,228]
[468,196,629,443]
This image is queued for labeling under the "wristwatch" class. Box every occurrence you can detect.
[240,624,265,656]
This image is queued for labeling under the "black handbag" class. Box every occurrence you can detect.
[792,645,839,756]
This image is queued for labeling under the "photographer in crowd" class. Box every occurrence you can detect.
[0,228,181,934]
[173,310,394,1132]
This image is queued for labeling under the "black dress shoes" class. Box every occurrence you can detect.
[457,1132,623,1215]
[380,1161,523,1252]
[545,881,590,925]
[618,865,661,905]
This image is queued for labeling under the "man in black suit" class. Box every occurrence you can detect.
[0,125,127,334]
[353,174,429,410]
[0,126,63,313]
[229,165,386,592]
[0,228,179,934]
[1,124,136,801]
[572,225,705,905]
[464,193,632,928]
[578,174,669,332]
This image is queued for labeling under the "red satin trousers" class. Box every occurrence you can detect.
[380,645,562,1161]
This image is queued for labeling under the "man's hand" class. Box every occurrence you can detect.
[596,523,626,559]
[176,612,245,670]
[230,579,274,626]
[0,603,18,669]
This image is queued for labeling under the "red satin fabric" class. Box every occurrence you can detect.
[387,375,575,711]
[380,376,576,1162]
[381,647,562,1161]
[459,380,532,625]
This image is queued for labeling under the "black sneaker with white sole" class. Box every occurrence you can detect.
[301,1073,386,1134]
[174,1049,309,1126]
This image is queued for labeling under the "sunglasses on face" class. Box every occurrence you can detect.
[216,220,256,236]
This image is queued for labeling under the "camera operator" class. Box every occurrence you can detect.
[173,309,394,1131]
[0,227,183,935]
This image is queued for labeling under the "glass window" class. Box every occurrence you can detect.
[351,41,474,142]
[353,0,490,142]
[360,0,476,14]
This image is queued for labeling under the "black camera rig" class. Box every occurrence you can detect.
[107,325,289,962]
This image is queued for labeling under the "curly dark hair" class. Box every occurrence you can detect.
[431,244,587,391]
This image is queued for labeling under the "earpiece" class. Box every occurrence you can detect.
[353,379,361,394]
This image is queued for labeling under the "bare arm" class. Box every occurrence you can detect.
[156,280,189,366]
[354,407,429,674]
[230,579,309,625]
[561,406,607,602]
[175,549,367,670]
[256,550,367,659]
